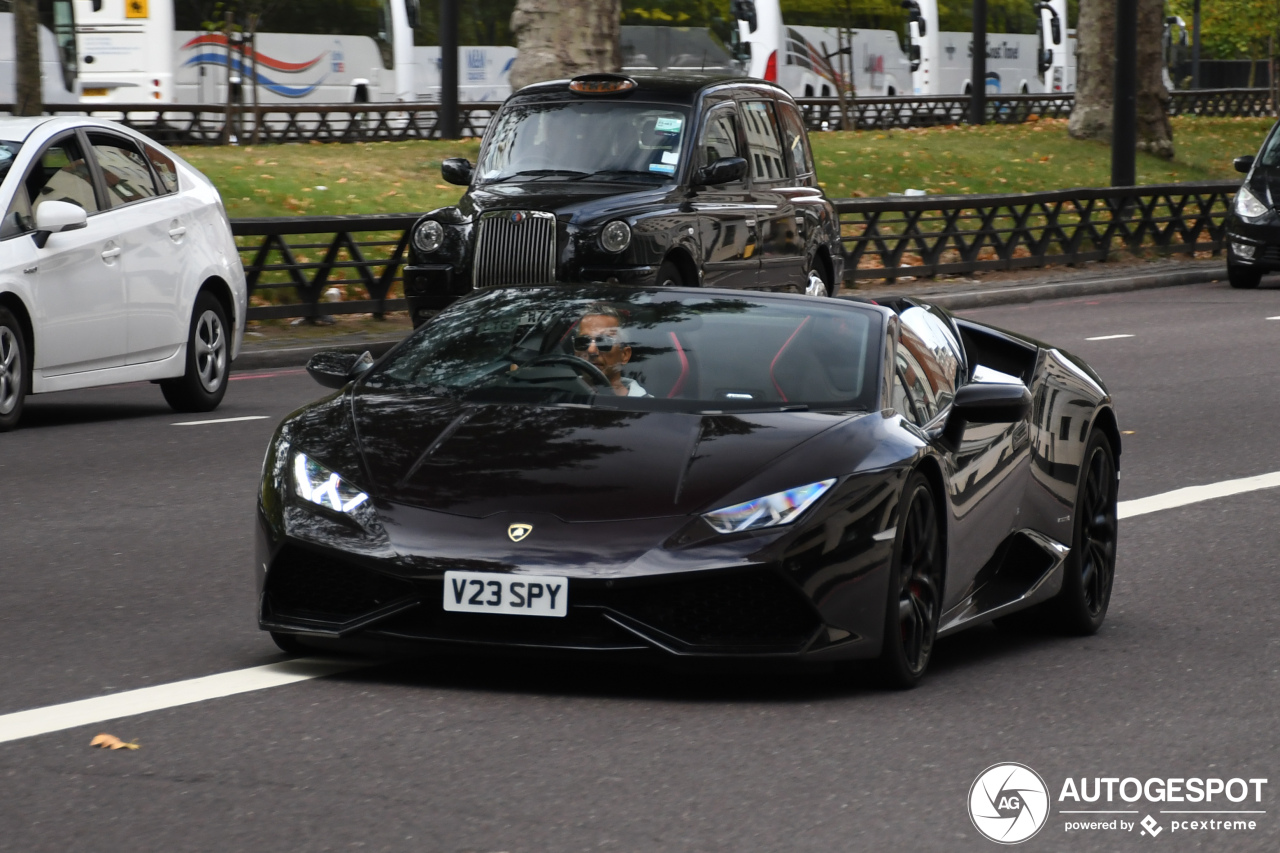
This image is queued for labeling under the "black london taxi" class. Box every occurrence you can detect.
[403,73,845,324]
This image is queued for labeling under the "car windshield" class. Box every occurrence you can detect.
[476,101,690,185]
[1259,123,1280,168]
[366,287,882,413]
[0,141,22,185]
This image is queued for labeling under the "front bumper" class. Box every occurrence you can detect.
[1226,216,1280,271]
[255,498,895,662]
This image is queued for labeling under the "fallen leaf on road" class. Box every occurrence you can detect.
[90,733,140,750]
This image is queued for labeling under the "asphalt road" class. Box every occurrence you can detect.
[1,280,1278,852]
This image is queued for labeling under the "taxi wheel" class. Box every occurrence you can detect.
[804,263,832,298]
[162,292,230,413]
[655,259,684,288]
[0,307,28,432]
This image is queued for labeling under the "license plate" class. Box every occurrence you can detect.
[82,88,109,97]
[443,571,568,617]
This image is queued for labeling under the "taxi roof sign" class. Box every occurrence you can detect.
[568,75,637,95]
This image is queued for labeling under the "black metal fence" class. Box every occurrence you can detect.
[233,214,418,321]
[837,181,1237,282]
[231,181,1238,319]
[5,87,1273,144]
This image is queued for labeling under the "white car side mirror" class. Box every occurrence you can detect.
[33,200,88,249]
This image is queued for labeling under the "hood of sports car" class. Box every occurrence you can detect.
[338,389,859,522]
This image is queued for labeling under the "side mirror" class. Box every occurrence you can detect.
[1051,18,1061,43]
[441,158,473,186]
[693,156,748,187]
[32,200,87,249]
[939,381,1032,450]
[1234,154,1255,174]
[1038,49,1053,75]
[405,0,420,29]
[306,350,374,389]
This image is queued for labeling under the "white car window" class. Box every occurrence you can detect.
[143,143,179,194]
[26,136,99,217]
[88,135,161,208]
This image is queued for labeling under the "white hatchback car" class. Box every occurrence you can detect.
[0,116,246,431]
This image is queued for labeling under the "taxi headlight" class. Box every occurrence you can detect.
[600,220,632,253]
[1234,186,1268,220]
[413,219,445,254]
[292,452,369,514]
[702,479,836,534]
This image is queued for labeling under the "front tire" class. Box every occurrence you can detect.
[162,292,230,413]
[1228,262,1262,290]
[1046,430,1118,635]
[804,261,833,298]
[877,472,944,688]
[654,259,684,288]
[0,307,29,432]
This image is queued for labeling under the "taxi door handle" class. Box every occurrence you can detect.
[101,246,121,260]
[169,226,187,239]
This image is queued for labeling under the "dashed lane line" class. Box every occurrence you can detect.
[0,659,367,745]
[3,471,1280,745]
[173,415,270,426]
[1117,470,1280,520]
[1085,334,1135,341]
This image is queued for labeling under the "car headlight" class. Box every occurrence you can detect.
[1234,186,1269,219]
[292,452,369,513]
[600,219,632,253]
[413,219,445,254]
[702,479,836,534]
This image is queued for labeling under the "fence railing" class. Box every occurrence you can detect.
[5,87,1273,144]
[232,214,419,320]
[836,181,1237,282]
[231,181,1238,319]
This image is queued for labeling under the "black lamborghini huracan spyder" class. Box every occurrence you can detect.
[257,285,1119,687]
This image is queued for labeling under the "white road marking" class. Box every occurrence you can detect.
[1118,470,1280,520]
[1267,316,1280,321]
[3,471,1280,745]
[0,658,366,745]
[173,415,269,426]
[1084,334,1135,341]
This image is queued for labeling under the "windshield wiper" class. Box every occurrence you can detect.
[580,168,667,182]
[485,169,590,184]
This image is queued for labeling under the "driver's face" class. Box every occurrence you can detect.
[575,314,631,379]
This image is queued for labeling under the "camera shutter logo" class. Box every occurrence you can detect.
[969,763,1050,844]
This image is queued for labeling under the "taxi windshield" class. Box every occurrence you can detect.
[366,286,882,413]
[476,101,690,185]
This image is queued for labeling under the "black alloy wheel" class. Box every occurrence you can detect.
[654,259,684,288]
[0,307,28,432]
[1049,430,1118,635]
[162,292,231,413]
[878,472,944,688]
[1228,262,1262,290]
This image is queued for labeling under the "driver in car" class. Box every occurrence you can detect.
[573,305,648,397]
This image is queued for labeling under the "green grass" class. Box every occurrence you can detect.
[173,115,1271,220]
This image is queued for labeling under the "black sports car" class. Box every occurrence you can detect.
[402,74,845,325]
[257,285,1120,686]
[1226,118,1280,289]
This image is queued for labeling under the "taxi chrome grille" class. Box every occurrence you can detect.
[473,210,558,288]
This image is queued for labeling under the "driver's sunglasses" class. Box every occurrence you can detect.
[573,334,619,352]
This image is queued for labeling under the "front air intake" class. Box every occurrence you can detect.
[472,210,558,288]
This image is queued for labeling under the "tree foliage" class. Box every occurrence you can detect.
[1167,0,1280,61]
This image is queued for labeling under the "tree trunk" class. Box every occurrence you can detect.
[1069,0,1172,158]
[14,0,41,116]
[1134,0,1173,158]
[508,0,620,91]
